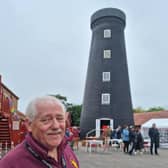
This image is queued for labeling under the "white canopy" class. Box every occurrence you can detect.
[142,118,168,128]
[141,118,168,148]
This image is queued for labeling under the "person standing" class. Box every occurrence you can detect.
[0,96,79,168]
[121,125,130,153]
[128,126,136,155]
[148,123,160,155]
[71,127,80,150]
[116,125,122,139]
[102,126,111,151]
[134,127,144,154]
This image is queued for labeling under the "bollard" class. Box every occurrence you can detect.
[5,141,8,154]
[11,141,14,150]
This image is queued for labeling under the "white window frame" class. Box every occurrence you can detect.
[104,29,111,38]
[102,72,110,82]
[103,50,111,59]
[101,93,110,105]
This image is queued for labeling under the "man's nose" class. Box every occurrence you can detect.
[51,118,59,127]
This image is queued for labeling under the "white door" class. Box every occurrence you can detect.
[96,119,101,137]
[110,119,114,129]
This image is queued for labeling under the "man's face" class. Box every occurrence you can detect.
[152,123,156,128]
[28,100,66,150]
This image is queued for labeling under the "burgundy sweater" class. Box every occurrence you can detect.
[0,133,79,168]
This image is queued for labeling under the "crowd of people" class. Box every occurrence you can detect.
[65,126,80,151]
[101,123,160,156]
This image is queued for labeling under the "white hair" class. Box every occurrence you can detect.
[25,95,66,121]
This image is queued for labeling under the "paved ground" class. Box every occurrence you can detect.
[75,147,168,168]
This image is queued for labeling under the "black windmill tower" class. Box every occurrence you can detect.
[80,8,134,138]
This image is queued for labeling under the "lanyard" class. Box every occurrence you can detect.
[25,142,66,168]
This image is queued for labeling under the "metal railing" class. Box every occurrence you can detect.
[86,129,104,138]
[0,141,14,159]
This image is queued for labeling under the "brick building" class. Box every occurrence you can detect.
[134,111,168,126]
[0,75,26,149]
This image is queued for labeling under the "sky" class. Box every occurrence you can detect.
[1,0,168,112]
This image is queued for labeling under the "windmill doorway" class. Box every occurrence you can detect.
[96,118,113,137]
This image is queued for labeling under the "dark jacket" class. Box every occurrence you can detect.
[116,129,122,139]
[0,133,79,168]
[135,131,144,150]
[129,130,136,143]
[148,127,160,147]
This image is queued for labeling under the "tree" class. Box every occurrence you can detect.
[133,106,165,113]
[67,105,82,126]
[146,106,165,112]
[52,94,67,101]
[50,94,73,109]
[133,106,144,113]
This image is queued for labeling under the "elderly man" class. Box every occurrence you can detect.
[0,96,79,168]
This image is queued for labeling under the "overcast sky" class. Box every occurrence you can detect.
[1,0,168,112]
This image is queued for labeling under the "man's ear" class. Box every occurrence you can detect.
[24,117,32,132]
